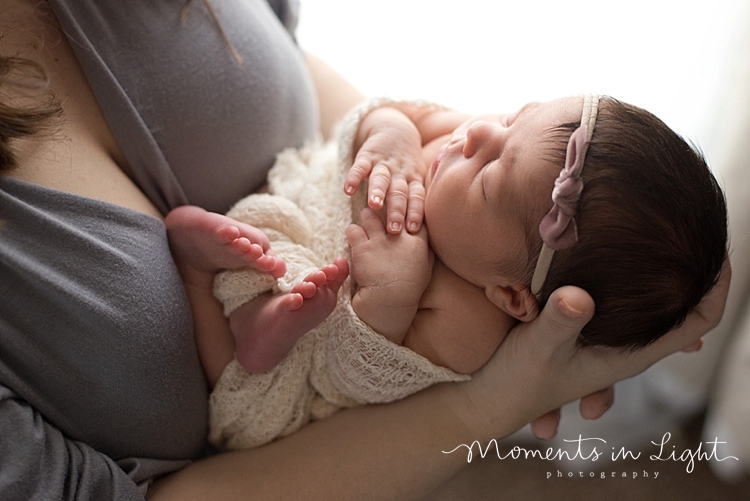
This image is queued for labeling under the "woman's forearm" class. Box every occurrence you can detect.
[147,381,506,501]
[148,262,731,501]
[305,52,366,141]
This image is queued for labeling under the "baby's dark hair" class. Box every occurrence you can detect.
[535,96,727,349]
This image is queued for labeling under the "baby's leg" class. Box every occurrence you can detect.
[165,205,286,288]
[165,205,288,385]
[230,257,350,373]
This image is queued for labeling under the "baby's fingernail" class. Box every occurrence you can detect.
[390,221,401,232]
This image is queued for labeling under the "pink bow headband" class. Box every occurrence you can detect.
[530,94,599,297]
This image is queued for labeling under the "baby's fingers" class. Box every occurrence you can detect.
[360,207,386,235]
[405,181,425,233]
[367,164,392,210]
[345,209,386,247]
[386,176,408,234]
[344,156,374,197]
[345,224,368,248]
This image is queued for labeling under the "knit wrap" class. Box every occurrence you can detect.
[209,99,469,450]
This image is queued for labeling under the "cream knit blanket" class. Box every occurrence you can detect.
[209,99,469,450]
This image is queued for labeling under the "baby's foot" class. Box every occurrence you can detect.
[231,257,350,373]
[165,205,286,283]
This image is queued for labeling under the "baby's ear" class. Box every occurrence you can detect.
[485,284,539,322]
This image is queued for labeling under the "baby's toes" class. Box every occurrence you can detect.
[328,258,350,290]
[215,224,241,244]
[249,252,278,272]
[319,263,340,281]
[280,293,304,311]
[291,280,318,299]
[245,242,265,259]
[269,259,287,279]
[302,270,327,288]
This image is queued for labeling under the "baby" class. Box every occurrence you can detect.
[166,95,727,448]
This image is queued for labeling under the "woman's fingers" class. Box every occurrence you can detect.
[635,257,731,367]
[579,386,615,420]
[681,338,704,353]
[530,408,561,440]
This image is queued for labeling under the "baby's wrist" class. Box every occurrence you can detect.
[351,288,419,344]
[354,107,415,151]
[355,283,422,312]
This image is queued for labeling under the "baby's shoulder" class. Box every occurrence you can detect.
[409,260,516,373]
[421,261,496,309]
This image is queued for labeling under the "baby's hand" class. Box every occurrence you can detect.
[344,107,426,235]
[345,208,432,341]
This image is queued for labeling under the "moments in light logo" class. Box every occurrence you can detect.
[442,433,739,478]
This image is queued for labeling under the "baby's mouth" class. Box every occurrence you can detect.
[431,143,448,176]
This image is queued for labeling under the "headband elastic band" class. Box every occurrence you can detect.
[530,94,599,297]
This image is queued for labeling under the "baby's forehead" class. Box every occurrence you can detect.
[474,99,582,132]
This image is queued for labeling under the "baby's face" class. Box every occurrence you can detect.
[423,96,583,292]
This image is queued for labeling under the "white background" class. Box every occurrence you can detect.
[299,1,750,478]
[298,0,747,165]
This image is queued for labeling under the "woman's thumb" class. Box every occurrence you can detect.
[538,286,595,346]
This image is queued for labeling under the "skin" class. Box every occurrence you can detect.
[346,98,582,337]
[1,2,729,500]
[164,205,350,375]
[170,99,589,377]
[423,100,581,319]
[145,271,729,501]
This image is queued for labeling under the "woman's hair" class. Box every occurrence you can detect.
[0,0,232,173]
[536,96,727,348]
[0,55,63,171]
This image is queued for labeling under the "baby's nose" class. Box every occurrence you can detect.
[463,120,503,158]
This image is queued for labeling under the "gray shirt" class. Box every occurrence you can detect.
[0,0,318,499]
[0,176,206,500]
[49,0,318,215]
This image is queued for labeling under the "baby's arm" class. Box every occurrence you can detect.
[345,104,471,234]
[345,208,432,344]
[346,208,515,374]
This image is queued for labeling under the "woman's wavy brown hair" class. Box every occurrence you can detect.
[534,97,728,349]
[0,54,63,171]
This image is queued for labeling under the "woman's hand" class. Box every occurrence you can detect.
[345,107,427,234]
[460,258,732,440]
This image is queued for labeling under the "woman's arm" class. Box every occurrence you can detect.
[0,385,151,501]
[305,52,366,140]
[147,260,731,501]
